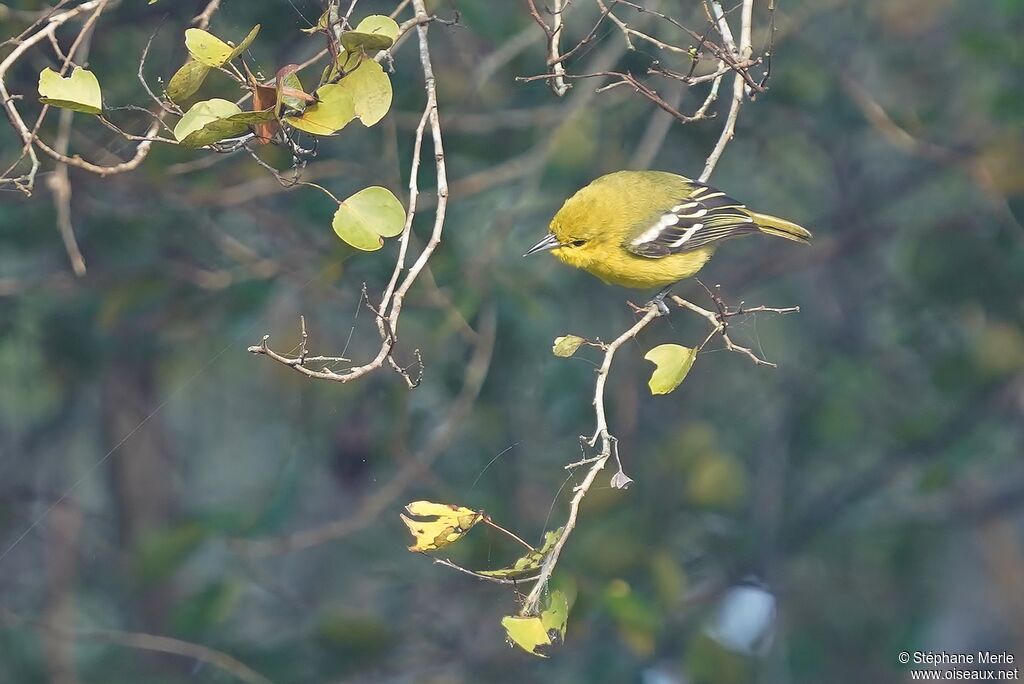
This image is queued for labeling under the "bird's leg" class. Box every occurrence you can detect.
[647,285,674,316]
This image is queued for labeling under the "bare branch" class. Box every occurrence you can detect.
[520,304,665,615]
[547,0,570,95]
[671,293,799,368]
[250,0,447,388]
[700,0,754,181]
[431,557,541,586]
[192,0,222,29]
[525,0,572,96]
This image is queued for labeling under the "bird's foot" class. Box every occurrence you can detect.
[647,286,673,316]
[628,298,669,316]
[649,298,670,316]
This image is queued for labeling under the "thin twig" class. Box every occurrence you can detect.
[518,70,707,124]
[482,516,535,552]
[548,0,569,95]
[700,0,754,181]
[250,0,447,388]
[191,0,222,29]
[525,0,570,95]
[520,304,664,615]
[671,293,799,367]
[431,557,541,585]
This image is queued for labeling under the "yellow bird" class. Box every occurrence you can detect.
[525,170,810,291]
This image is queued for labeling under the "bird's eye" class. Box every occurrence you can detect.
[569,239,587,247]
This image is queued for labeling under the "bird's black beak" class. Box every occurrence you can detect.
[523,233,562,257]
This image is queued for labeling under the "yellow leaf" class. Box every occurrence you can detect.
[501,590,571,656]
[404,501,473,518]
[400,501,482,552]
[644,344,696,395]
[501,616,551,657]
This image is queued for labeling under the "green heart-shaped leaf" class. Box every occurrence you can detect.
[173,98,256,148]
[341,31,394,52]
[332,186,406,251]
[38,67,102,115]
[179,109,274,148]
[174,98,240,140]
[644,344,696,395]
[343,59,392,126]
[282,82,355,135]
[354,15,399,42]
[340,15,399,52]
[166,60,210,103]
[340,32,394,52]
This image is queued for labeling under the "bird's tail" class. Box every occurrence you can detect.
[750,211,812,244]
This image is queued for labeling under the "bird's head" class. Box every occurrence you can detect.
[523,179,623,270]
[523,221,601,269]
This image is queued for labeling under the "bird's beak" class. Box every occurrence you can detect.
[523,233,562,257]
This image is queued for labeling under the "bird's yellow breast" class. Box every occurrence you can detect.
[551,243,715,289]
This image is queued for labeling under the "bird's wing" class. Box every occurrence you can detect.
[624,181,759,258]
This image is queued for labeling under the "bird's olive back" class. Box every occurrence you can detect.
[550,170,693,246]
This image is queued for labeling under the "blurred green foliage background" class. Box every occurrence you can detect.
[2,1,1023,682]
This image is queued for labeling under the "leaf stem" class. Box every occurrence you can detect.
[482,516,535,552]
